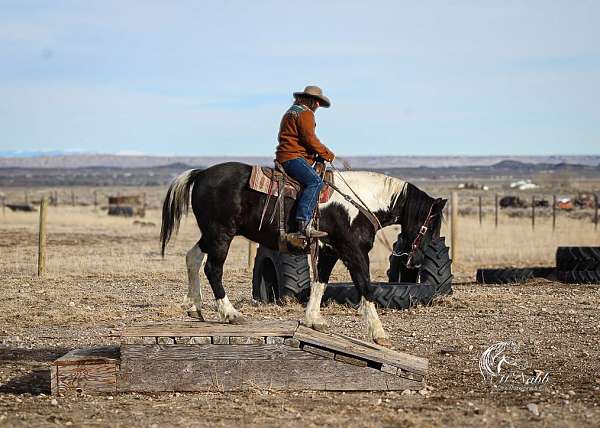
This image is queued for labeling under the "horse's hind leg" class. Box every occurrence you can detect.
[201,233,245,324]
[183,242,206,320]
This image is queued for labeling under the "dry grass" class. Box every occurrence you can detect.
[1,203,600,427]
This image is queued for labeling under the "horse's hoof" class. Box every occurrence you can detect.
[305,319,328,332]
[187,310,205,321]
[374,337,392,348]
[228,315,247,325]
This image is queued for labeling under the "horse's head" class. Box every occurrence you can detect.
[395,184,447,269]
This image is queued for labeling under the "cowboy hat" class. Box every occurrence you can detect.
[293,85,331,108]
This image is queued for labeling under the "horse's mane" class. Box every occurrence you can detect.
[401,183,444,236]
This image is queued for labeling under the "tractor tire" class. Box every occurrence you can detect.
[321,282,436,310]
[419,238,453,296]
[556,247,600,271]
[557,270,600,284]
[252,246,279,303]
[252,246,311,303]
[388,236,453,296]
[475,267,555,285]
[278,253,311,301]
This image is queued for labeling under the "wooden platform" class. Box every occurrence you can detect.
[51,320,428,394]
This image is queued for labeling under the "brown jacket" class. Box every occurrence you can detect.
[276,104,335,164]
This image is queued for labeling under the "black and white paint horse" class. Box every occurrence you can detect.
[160,162,446,346]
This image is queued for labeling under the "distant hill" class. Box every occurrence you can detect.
[1,155,599,187]
[0,153,599,169]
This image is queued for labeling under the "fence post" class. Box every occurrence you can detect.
[494,193,499,228]
[94,190,98,209]
[531,195,535,231]
[38,196,48,276]
[478,195,482,225]
[1,195,5,216]
[451,192,459,262]
[248,240,258,271]
[552,195,556,232]
[595,193,598,231]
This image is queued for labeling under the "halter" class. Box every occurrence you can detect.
[393,203,438,267]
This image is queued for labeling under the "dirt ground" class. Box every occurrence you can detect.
[1,206,599,427]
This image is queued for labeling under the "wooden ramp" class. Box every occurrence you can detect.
[52,320,428,394]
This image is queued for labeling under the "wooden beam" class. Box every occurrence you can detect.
[294,326,427,376]
[121,320,299,338]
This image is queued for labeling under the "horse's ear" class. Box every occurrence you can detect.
[436,198,447,209]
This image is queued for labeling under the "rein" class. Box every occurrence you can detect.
[327,163,382,232]
[394,203,438,267]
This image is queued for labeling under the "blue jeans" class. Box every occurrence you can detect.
[282,158,324,221]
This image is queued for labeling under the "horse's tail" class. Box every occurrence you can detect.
[160,168,204,257]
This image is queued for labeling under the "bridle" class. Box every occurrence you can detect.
[392,203,438,267]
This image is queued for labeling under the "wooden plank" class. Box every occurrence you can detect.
[335,353,368,367]
[294,326,427,376]
[284,338,301,348]
[230,336,265,345]
[266,336,285,345]
[56,363,117,395]
[122,320,299,338]
[54,347,119,366]
[118,359,422,392]
[302,344,334,359]
[50,366,58,395]
[175,336,211,345]
[121,344,322,361]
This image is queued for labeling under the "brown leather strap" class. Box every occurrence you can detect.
[277,174,287,252]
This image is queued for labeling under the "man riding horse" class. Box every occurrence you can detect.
[276,85,334,239]
[160,85,447,347]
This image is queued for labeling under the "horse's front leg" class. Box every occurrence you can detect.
[342,245,391,347]
[304,281,328,331]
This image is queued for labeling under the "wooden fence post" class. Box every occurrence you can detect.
[451,192,458,262]
[494,194,499,228]
[552,195,556,232]
[94,191,98,209]
[248,241,258,271]
[478,195,482,225]
[38,196,48,276]
[595,193,598,231]
[531,195,535,230]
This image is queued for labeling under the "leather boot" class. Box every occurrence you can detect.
[298,220,328,239]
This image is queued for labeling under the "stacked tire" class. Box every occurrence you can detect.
[251,234,453,310]
[475,246,600,285]
[556,247,600,284]
[476,267,556,284]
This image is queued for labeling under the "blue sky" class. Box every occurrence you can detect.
[1,1,599,156]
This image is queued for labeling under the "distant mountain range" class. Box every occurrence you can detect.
[1,154,599,187]
[0,153,599,169]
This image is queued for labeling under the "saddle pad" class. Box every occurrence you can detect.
[249,165,334,203]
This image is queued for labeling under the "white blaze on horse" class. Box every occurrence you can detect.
[160,162,446,347]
